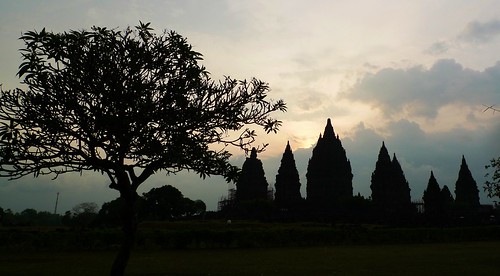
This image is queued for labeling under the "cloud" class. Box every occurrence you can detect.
[339,58,500,195]
[343,59,500,119]
[339,118,498,203]
[425,41,452,55]
[426,19,500,55]
[296,91,328,112]
[459,20,500,43]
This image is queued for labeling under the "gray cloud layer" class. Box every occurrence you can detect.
[427,19,500,55]
[459,20,500,43]
[343,59,500,118]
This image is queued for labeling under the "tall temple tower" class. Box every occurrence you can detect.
[275,141,303,210]
[306,118,353,211]
[370,142,412,214]
[454,156,480,215]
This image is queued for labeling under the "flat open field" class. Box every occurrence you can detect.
[1,241,499,275]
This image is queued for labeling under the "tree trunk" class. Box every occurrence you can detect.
[110,188,138,276]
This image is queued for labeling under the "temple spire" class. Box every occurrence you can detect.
[306,118,353,213]
[323,118,335,139]
[250,147,257,159]
[275,141,303,210]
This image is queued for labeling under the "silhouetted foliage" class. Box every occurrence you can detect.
[306,118,353,217]
[94,197,127,227]
[1,208,14,226]
[483,106,500,200]
[274,141,303,211]
[455,156,480,216]
[192,199,207,216]
[0,208,61,226]
[485,157,500,199]
[62,202,99,228]
[143,185,184,220]
[0,22,285,276]
[370,142,412,220]
[142,185,205,220]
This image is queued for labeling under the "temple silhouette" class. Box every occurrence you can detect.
[235,148,270,202]
[306,118,353,216]
[370,142,413,220]
[274,141,303,211]
[219,118,487,224]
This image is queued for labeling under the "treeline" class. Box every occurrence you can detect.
[0,185,206,228]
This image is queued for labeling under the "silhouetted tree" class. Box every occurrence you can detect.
[192,199,207,216]
[69,202,99,228]
[95,197,126,227]
[274,141,303,211]
[143,185,183,220]
[454,156,480,216]
[370,142,412,220]
[142,185,202,219]
[483,106,500,200]
[0,22,285,275]
[12,208,61,226]
[18,208,38,226]
[423,171,443,221]
[1,208,14,226]
[485,157,500,200]
[72,202,99,215]
[306,118,353,217]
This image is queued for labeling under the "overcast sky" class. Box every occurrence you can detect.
[1,0,499,213]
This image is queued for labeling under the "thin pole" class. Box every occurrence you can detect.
[54,192,59,214]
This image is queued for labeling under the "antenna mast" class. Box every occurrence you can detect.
[54,192,60,214]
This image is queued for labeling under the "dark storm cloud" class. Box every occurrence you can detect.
[459,20,500,43]
[343,59,500,118]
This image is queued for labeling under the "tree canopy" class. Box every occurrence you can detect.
[485,157,500,199]
[0,22,286,275]
[0,22,285,189]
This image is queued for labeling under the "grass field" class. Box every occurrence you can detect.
[1,241,499,275]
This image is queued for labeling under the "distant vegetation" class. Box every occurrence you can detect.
[0,184,205,228]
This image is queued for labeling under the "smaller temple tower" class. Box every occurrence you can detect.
[454,155,480,216]
[235,148,269,202]
[274,141,303,210]
[370,142,412,216]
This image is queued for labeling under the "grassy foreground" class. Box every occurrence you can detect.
[1,241,499,275]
